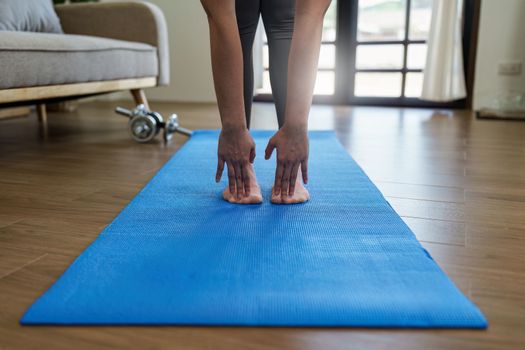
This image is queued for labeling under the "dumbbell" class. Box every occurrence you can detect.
[115,104,193,143]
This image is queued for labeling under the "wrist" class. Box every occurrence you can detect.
[282,122,308,134]
[222,122,247,133]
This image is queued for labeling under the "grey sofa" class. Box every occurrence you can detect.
[0,1,169,121]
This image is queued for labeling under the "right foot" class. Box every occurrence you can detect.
[222,164,263,204]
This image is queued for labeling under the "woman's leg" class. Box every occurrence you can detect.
[261,0,296,128]
[262,0,310,204]
[216,0,263,204]
[235,0,261,128]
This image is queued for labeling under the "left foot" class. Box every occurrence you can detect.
[271,171,310,204]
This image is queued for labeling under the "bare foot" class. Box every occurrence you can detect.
[271,170,310,204]
[222,164,263,204]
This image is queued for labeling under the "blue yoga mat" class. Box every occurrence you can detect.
[21,131,486,327]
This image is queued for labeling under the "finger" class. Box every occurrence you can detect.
[301,160,308,184]
[274,161,285,196]
[288,163,300,196]
[280,163,292,199]
[242,163,251,196]
[215,157,225,183]
[249,147,256,163]
[265,140,276,160]
[234,162,244,199]
[227,161,236,195]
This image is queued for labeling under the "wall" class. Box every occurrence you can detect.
[473,0,525,110]
[145,0,216,103]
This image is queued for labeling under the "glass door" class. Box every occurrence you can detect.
[338,0,477,107]
[255,0,339,100]
[256,0,478,108]
[353,0,432,99]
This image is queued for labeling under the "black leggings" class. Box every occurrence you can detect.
[235,0,295,128]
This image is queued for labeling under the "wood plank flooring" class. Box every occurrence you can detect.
[0,101,524,349]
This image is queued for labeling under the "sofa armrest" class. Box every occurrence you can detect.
[55,1,169,86]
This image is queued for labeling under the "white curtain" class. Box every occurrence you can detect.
[421,0,466,102]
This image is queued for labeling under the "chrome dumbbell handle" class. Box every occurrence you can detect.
[164,126,193,143]
[115,104,149,118]
[176,127,193,137]
[115,106,134,118]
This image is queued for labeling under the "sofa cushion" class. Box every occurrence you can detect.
[0,31,158,89]
[0,0,63,33]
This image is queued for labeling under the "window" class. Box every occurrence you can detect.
[255,0,479,108]
[353,0,432,99]
[256,0,338,96]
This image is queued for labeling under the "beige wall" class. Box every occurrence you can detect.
[473,0,525,110]
[146,0,216,103]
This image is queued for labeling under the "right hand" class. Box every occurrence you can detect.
[216,127,256,198]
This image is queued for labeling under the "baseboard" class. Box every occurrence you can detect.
[476,108,525,121]
[0,106,31,120]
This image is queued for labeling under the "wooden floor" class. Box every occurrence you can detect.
[0,101,524,350]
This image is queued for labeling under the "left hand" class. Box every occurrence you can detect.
[265,125,309,197]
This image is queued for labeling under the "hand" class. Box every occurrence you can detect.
[265,125,309,197]
[216,127,256,198]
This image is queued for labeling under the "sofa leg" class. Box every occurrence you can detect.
[36,104,47,127]
[130,89,149,110]
[36,104,48,140]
